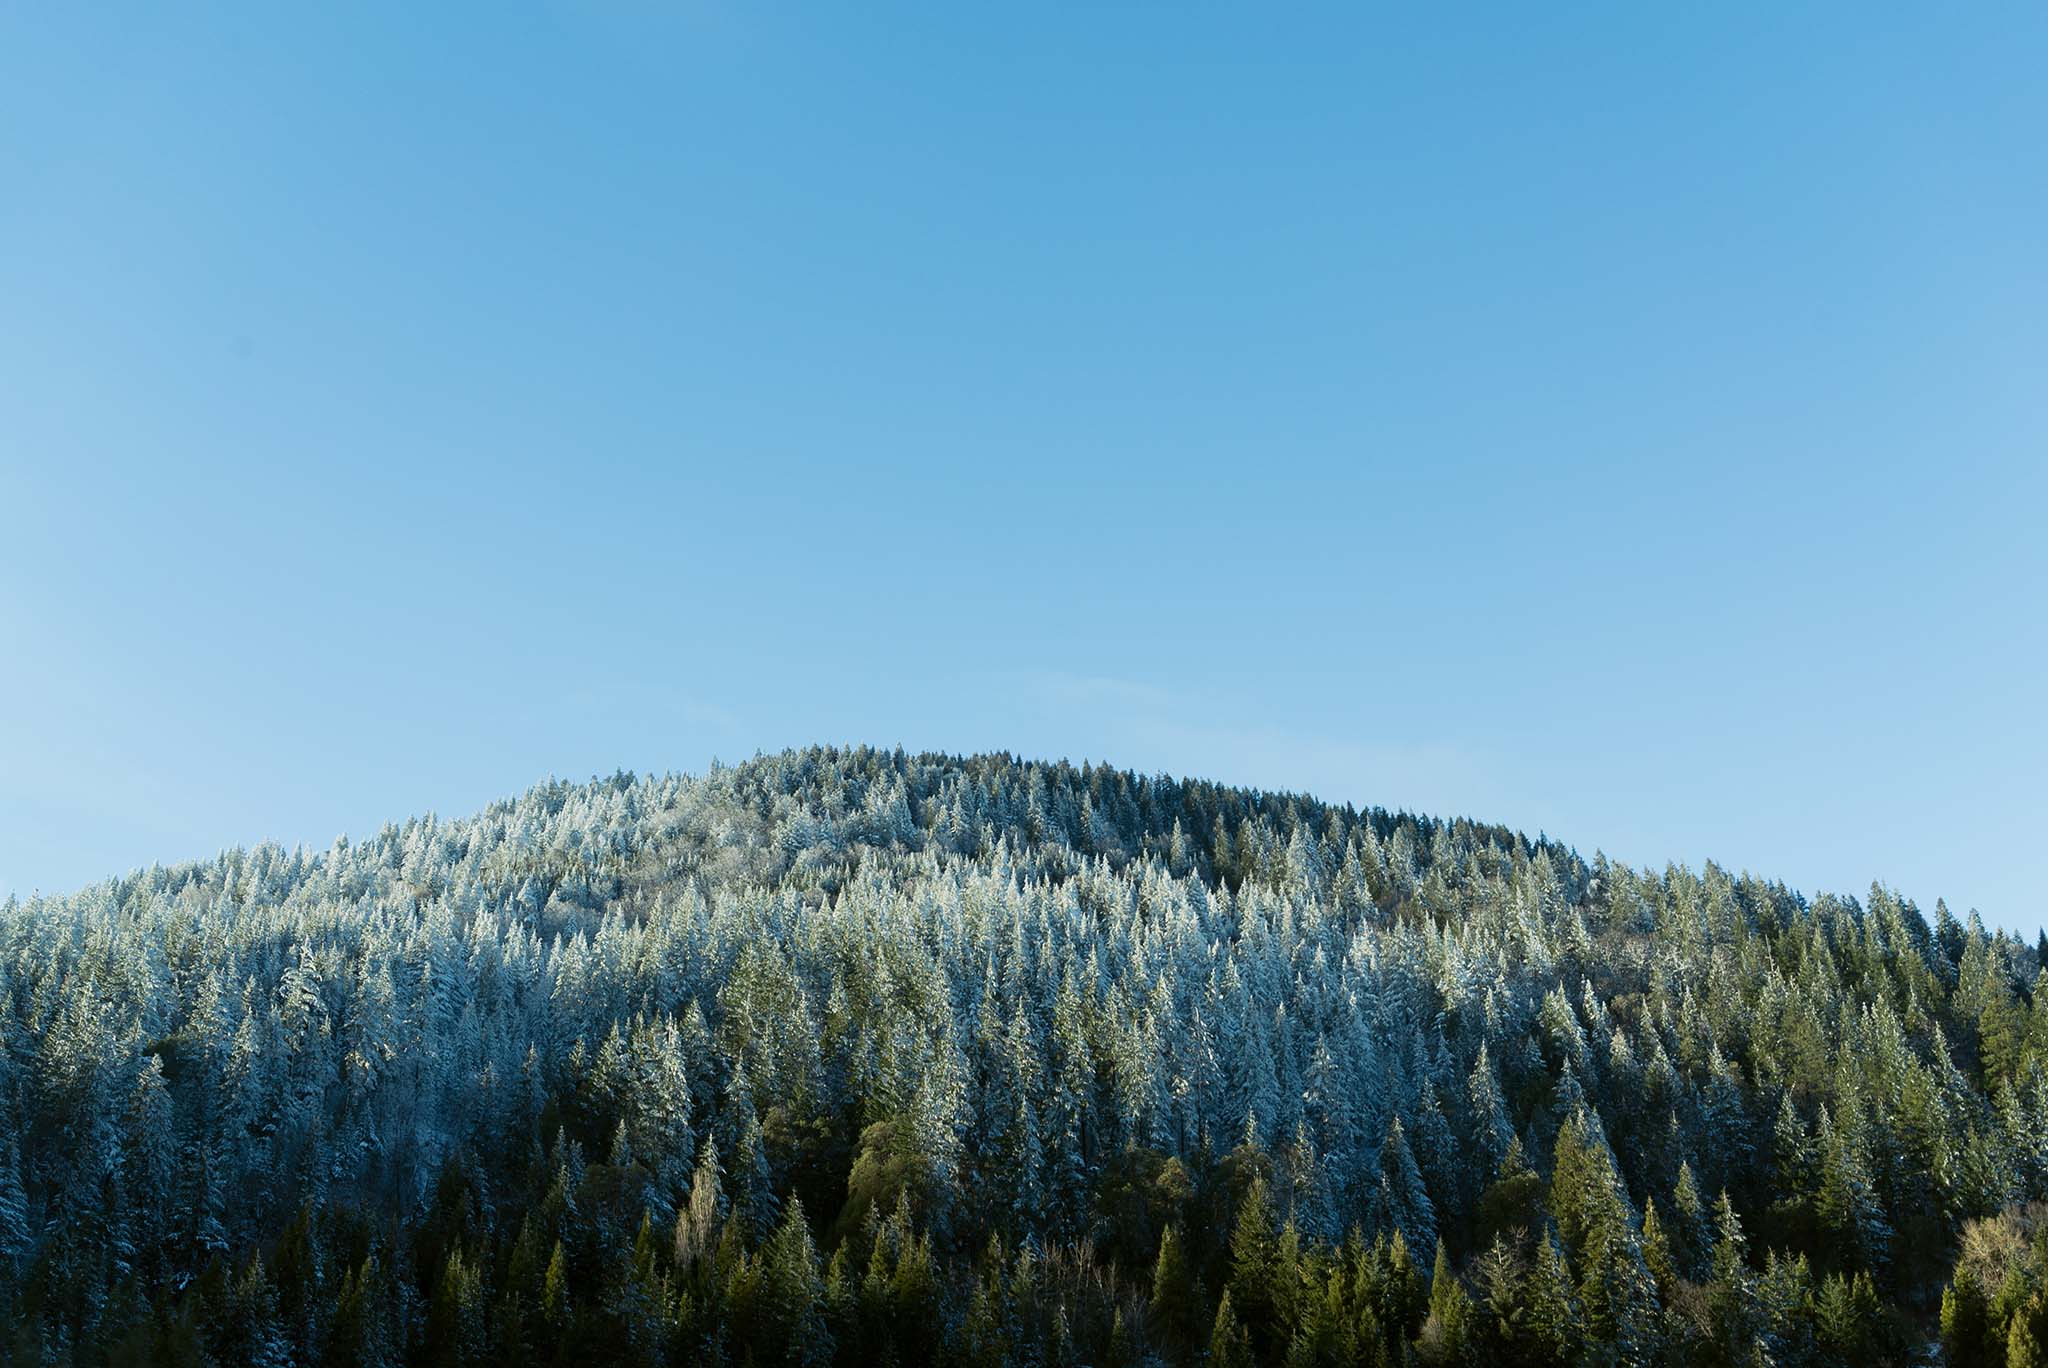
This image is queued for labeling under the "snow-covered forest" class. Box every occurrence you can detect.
[3,745,2043,1366]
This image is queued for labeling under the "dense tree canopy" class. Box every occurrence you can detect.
[1,745,2041,1365]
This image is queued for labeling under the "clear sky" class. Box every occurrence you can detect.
[1,4,2042,933]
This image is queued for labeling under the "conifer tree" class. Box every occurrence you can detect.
[0,747,2041,1363]
[2014,1290,2048,1368]
[1228,1171,1280,1347]
[1942,1274,1992,1368]
[1706,1192,1755,1360]
[1424,1239,1475,1365]
[674,1136,724,1273]
[540,1241,570,1336]
[1209,1289,1256,1368]
[0,1130,30,1269]
[761,1196,832,1366]
[1640,1199,1677,1298]
[1671,1160,1710,1278]
[425,1244,486,1368]
[1527,1233,1577,1367]
[1381,1116,1437,1257]
[1815,1271,1884,1365]
[1150,1224,1199,1351]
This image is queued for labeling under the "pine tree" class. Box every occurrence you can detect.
[1526,1233,1577,1368]
[1106,1306,1136,1368]
[5,747,2046,1365]
[1814,1100,1893,1273]
[1151,1225,1199,1351]
[1942,1274,1992,1368]
[675,1136,724,1272]
[0,1129,30,1268]
[1671,1161,1709,1278]
[211,1253,289,1368]
[1815,1271,1883,1365]
[2013,1290,2048,1368]
[1275,1215,1305,1333]
[1640,1199,1677,1298]
[541,1240,570,1334]
[1466,1046,1513,1180]
[1209,1289,1256,1368]
[1229,1172,1280,1347]
[761,1196,832,1366]
[733,1105,779,1244]
[1380,1116,1437,1256]
[424,1244,486,1367]
[1772,1092,1812,1200]
[1705,1192,1754,1361]
[1424,1239,1475,1365]
[887,1215,941,1364]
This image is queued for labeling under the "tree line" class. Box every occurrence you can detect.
[2,744,2044,1365]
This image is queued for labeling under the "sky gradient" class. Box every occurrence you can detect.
[2,4,2043,933]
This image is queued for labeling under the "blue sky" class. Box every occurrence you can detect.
[1,4,2042,933]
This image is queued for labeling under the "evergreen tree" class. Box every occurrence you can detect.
[1640,1199,1678,1299]
[0,1129,30,1269]
[1526,1234,1577,1368]
[675,1136,725,1272]
[0,747,2036,1364]
[1150,1224,1200,1351]
[1228,1171,1281,1347]
[424,1244,486,1367]
[1424,1239,1475,1365]
[1381,1116,1438,1256]
[1209,1289,1256,1368]
[1706,1191,1755,1361]
[541,1241,570,1336]
[1942,1274,1992,1368]
[1815,1271,1884,1365]
[760,1196,832,1366]
[1671,1160,1710,1278]
[2014,1290,2048,1368]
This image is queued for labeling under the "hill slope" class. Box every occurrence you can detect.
[1,745,2039,1365]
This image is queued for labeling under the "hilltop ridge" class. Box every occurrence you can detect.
[1,744,2035,1365]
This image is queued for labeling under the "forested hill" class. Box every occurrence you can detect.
[3,745,2043,1367]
